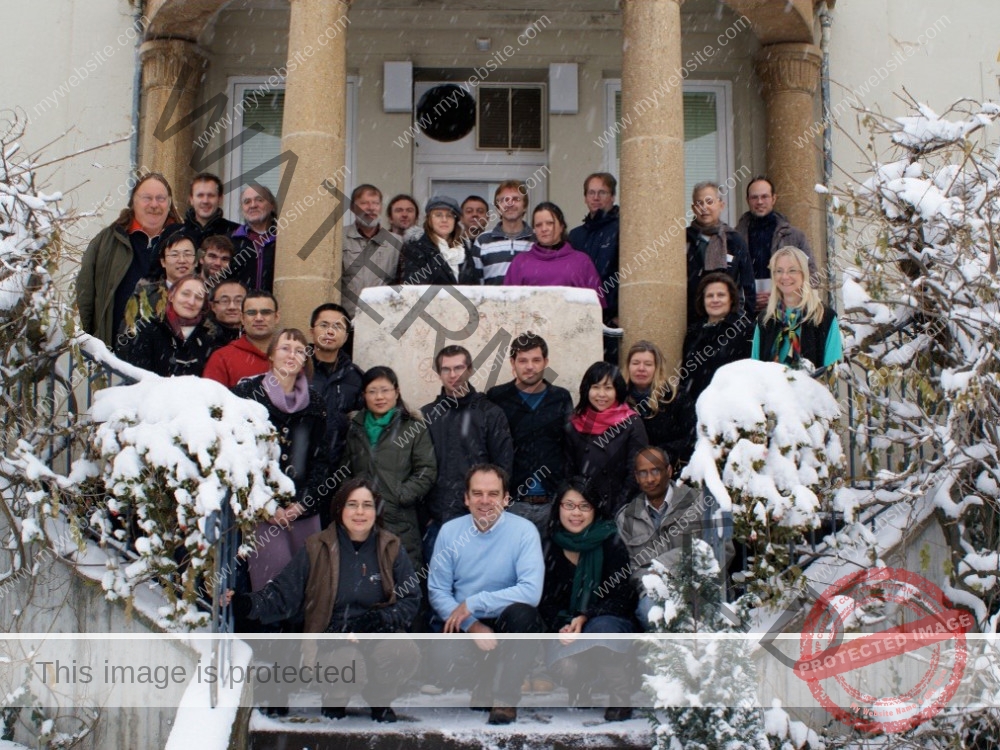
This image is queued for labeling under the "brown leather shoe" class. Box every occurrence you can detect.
[487,703,517,725]
[604,707,633,722]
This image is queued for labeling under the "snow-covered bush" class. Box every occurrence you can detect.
[683,360,844,606]
[821,97,1000,746]
[833,98,1000,631]
[641,540,769,750]
[73,375,292,627]
[641,541,823,750]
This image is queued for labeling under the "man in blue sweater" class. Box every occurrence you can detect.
[427,464,545,725]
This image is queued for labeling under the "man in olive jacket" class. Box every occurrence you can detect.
[616,447,732,629]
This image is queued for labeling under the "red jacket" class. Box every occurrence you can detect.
[202,335,269,388]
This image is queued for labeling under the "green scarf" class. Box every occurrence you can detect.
[364,408,395,447]
[772,303,803,367]
[551,519,619,622]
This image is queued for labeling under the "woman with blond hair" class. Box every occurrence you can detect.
[624,340,696,466]
[752,246,842,373]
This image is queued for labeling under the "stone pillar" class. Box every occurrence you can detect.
[619,0,687,373]
[138,39,207,209]
[755,43,824,271]
[273,0,351,331]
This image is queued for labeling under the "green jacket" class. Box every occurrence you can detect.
[76,223,133,347]
[344,407,437,568]
[121,278,168,338]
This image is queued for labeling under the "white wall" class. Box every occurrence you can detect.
[2,0,141,256]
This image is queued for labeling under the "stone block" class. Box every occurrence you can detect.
[353,285,604,408]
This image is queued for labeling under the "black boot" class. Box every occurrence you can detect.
[371,706,397,723]
[321,706,347,720]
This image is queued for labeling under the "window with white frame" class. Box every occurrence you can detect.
[603,80,735,224]
[224,77,357,221]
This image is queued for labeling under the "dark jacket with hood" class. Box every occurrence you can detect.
[627,385,698,466]
[182,206,239,247]
[116,316,224,378]
[420,387,513,524]
[398,231,481,285]
[232,374,330,519]
[568,205,620,320]
[344,407,437,567]
[487,380,573,499]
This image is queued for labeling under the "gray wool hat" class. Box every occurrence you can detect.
[424,195,461,219]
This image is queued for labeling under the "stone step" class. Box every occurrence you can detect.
[248,707,653,750]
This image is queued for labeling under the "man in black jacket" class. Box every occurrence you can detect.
[568,173,622,364]
[486,333,572,537]
[309,303,363,526]
[421,346,513,560]
[182,173,239,246]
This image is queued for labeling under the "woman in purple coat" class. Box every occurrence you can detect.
[503,202,605,308]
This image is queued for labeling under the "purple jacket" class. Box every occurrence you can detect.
[503,242,606,308]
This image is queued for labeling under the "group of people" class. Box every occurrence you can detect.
[74,167,843,725]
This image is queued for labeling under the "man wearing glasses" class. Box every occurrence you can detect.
[203,291,280,387]
[229,185,279,292]
[568,173,621,362]
[207,280,247,345]
[308,303,363,526]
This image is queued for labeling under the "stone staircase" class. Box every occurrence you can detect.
[248,696,654,749]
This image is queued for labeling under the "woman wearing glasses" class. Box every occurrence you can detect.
[752,246,842,375]
[228,478,421,722]
[116,274,223,377]
[539,478,637,721]
[232,328,331,594]
[344,366,437,568]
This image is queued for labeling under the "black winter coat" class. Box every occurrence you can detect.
[232,374,330,518]
[311,352,363,465]
[565,414,648,515]
[116,317,223,377]
[685,224,756,321]
[182,207,239,247]
[627,386,697,466]
[487,380,573,499]
[227,222,276,292]
[539,535,636,630]
[568,206,620,320]
[420,388,513,523]
[682,311,754,404]
[398,232,481,285]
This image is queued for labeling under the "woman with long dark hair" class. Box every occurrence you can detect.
[228,477,421,722]
[565,362,648,515]
[540,478,637,721]
[344,366,437,568]
[681,271,754,403]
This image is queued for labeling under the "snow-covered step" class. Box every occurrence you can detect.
[248,706,653,749]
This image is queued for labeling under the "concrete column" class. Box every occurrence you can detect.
[274,0,351,330]
[755,43,824,271]
[619,0,687,373]
[138,39,207,209]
